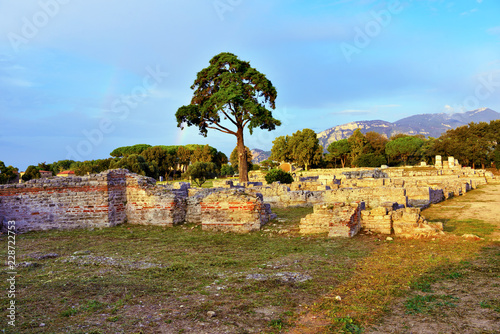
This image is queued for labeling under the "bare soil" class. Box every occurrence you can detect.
[366,182,500,334]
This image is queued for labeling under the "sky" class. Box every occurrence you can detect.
[1,0,499,171]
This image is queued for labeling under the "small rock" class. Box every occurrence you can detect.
[462,234,482,240]
[207,311,216,318]
[17,262,40,268]
[335,296,342,301]
[40,323,45,327]
[73,250,91,255]
[386,237,393,241]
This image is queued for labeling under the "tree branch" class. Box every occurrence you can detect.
[221,109,239,127]
[207,123,237,136]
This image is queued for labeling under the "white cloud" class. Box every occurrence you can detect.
[460,8,478,16]
[0,76,34,87]
[334,109,371,115]
[487,26,500,35]
[444,105,454,113]
[375,104,401,108]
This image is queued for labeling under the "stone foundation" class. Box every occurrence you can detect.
[201,190,273,233]
[299,202,365,237]
[361,204,444,238]
[0,170,130,232]
[0,170,271,233]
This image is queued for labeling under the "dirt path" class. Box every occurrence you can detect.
[424,181,500,241]
[365,182,500,333]
[289,182,500,333]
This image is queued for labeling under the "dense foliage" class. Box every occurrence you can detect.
[186,162,218,187]
[22,165,41,181]
[271,128,322,170]
[175,52,280,182]
[0,161,18,184]
[10,120,500,183]
[265,169,294,184]
[220,164,235,177]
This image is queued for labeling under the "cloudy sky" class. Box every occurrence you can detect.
[1,0,499,170]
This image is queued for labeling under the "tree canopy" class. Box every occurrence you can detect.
[110,144,152,158]
[186,162,218,187]
[327,139,351,168]
[0,161,18,184]
[288,128,323,171]
[385,136,425,164]
[270,135,292,163]
[22,165,40,181]
[175,52,280,182]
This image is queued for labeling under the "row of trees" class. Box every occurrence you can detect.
[326,131,430,168]
[0,161,18,184]
[269,128,323,170]
[433,120,500,169]
[18,144,230,182]
[267,120,500,170]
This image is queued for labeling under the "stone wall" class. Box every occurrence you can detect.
[0,170,187,232]
[361,204,444,238]
[0,170,273,234]
[0,170,127,232]
[323,187,407,209]
[299,202,365,237]
[124,174,187,227]
[200,190,273,233]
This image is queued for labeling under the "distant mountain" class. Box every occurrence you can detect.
[250,149,271,164]
[317,108,500,150]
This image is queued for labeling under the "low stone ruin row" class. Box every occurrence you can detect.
[0,156,496,237]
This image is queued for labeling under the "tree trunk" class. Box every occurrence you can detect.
[237,128,249,183]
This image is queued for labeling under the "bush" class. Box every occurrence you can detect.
[220,164,235,177]
[187,162,218,187]
[22,165,40,181]
[354,153,387,167]
[265,169,294,184]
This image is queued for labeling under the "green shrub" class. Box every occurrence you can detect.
[220,164,235,177]
[187,162,218,187]
[354,153,387,167]
[265,169,294,184]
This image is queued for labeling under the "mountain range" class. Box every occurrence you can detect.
[251,108,499,163]
[317,108,500,151]
[250,149,272,164]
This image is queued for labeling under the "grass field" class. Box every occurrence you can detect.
[1,185,498,333]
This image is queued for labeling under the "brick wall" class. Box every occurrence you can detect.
[0,169,185,232]
[200,190,272,233]
[361,204,444,238]
[299,202,365,238]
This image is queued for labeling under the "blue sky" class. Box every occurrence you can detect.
[1,0,499,171]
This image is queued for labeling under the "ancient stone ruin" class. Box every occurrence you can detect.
[0,169,273,233]
[299,202,365,237]
[0,156,496,238]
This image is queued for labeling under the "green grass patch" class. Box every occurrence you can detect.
[480,299,500,312]
[0,207,373,333]
[272,207,314,225]
[442,219,496,237]
[405,294,459,314]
